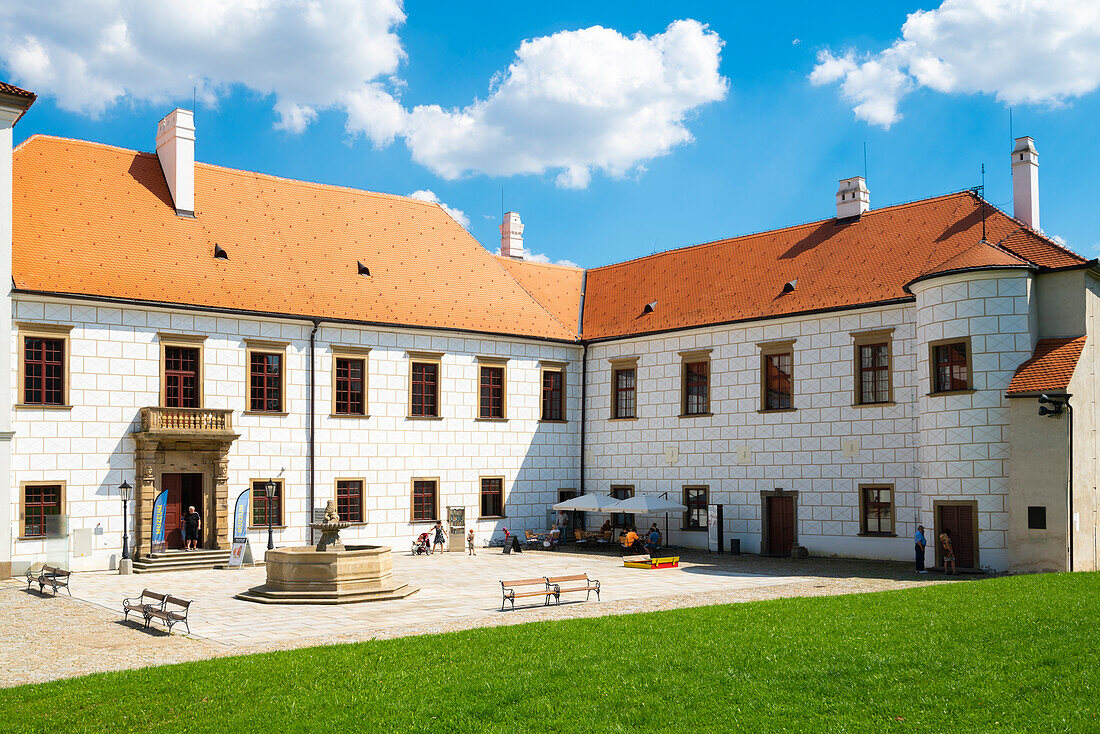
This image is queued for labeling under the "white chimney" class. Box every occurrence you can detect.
[500,211,525,259]
[836,176,869,219]
[156,108,195,216]
[1011,136,1039,231]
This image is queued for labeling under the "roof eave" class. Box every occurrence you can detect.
[904,263,1036,293]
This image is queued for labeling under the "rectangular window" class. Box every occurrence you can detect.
[1027,506,1046,530]
[412,479,438,521]
[480,477,504,517]
[251,479,283,527]
[611,485,634,528]
[23,336,65,406]
[613,368,636,419]
[683,486,709,531]
[541,368,565,421]
[860,485,894,535]
[249,352,283,412]
[931,340,971,393]
[164,345,200,408]
[336,479,364,523]
[23,484,62,538]
[410,362,439,417]
[683,361,709,415]
[335,357,366,415]
[763,352,793,410]
[479,365,505,419]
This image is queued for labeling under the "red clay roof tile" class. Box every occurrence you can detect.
[1007,337,1086,395]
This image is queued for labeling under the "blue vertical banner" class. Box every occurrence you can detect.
[150,489,168,554]
[233,489,250,541]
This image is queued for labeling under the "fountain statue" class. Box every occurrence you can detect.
[236,500,417,605]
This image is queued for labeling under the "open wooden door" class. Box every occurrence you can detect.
[163,473,183,549]
[937,503,977,569]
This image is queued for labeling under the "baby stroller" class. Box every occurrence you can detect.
[412,532,432,556]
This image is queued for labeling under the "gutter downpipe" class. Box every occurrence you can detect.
[577,271,588,502]
[1067,396,1074,572]
[308,319,321,545]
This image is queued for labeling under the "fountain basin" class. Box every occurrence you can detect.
[235,545,418,605]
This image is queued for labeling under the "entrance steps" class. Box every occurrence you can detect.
[132,549,232,574]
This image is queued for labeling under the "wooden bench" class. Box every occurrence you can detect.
[123,589,167,623]
[26,564,71,596]
[500,578,552,611]
[546,573,600,605]
[144,595,192,634]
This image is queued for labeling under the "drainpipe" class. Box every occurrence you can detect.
[1066,396,1074,572]
[577,270,587,499]
[308,319,321,544]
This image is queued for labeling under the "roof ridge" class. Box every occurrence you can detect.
[492,255,582,272]
[979,197,1088,263]
[588,190,977,273]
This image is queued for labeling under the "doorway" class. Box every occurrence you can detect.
[765,494,796,556]
[163,473,203,549]
[936,502,978,570]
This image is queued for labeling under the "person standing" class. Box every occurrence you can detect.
[467,528,476,556]
[914,524,927,573]
[432,520,447,554]
[940,529,957,575]
[183,505,201,551]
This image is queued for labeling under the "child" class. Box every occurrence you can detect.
[467,529,476,556]
[940,529,957,575]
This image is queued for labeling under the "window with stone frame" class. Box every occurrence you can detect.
[23,484,62,537]
[480,477,505,517]
[613,367,636,419]
[611,485,634,528]
[931,340,970,393]
[478,365,505,419]
[541,368,565,421]
[410,362,439,417]
[23,336,65,405]
[851,330,893,405]
[683,360,710,415]
[412,479,439,521]
[164,345,200,408]
[249,352,283,412]
[251,479,283,527]
[336,479,364,523]
[763,352,793,410]
[683,486,709,531]
[860,485,894,535]
[334,357,366,415]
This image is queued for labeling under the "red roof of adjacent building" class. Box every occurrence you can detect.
[1007,337,1087,395]
[581,193,1086,340]
[0,81,36,99]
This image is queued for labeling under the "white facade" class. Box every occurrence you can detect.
[8,296,580,573]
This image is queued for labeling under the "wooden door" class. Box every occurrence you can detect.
[163,473,183,549]
[767,496,795,556]
[181,474,203,548]
[937,504,976,569]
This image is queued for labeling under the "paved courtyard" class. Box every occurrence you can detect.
[1,549,967,687]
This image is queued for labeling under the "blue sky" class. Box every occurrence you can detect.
[3,1,1098,267]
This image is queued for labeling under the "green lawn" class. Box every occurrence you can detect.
[4,573,1098,733]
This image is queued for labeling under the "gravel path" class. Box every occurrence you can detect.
[0,553,975,689]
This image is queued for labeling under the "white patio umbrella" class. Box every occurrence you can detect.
[552,494,623,512]
[614,494,687,547]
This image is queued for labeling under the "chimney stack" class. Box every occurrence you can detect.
[156,108,195,217]
[836,176,869,219]
[1011,136,1039,231]
[500,211,525,259]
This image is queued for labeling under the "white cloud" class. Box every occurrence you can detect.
[0,6,727,188]
[811,0,1100,127]
[492,248,580,268]
[406,190,469,229]
[402,20,728,187]
[0,0,408,145]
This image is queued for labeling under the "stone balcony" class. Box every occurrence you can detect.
[138,406,237,436]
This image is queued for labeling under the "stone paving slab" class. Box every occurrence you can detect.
[66,550,813,646]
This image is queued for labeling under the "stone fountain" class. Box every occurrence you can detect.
[236,501,418,605]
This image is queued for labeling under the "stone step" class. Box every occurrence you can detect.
[145,550,230,560]
[234,583,418,605]
[133,550,232,574]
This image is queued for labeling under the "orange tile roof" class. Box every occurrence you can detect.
[581,193,1087,340]
[0,81,36,99]
[12,136,576,341]
[1007,337,1086,395]
[495,257,584,336]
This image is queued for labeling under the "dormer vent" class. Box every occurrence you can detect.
[781,278,797,294]
[357,261,370,276]
[213,244,228,259]
[642,300,657,315]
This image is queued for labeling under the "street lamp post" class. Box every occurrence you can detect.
[119,480,133,560]
[265,479,277,550]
